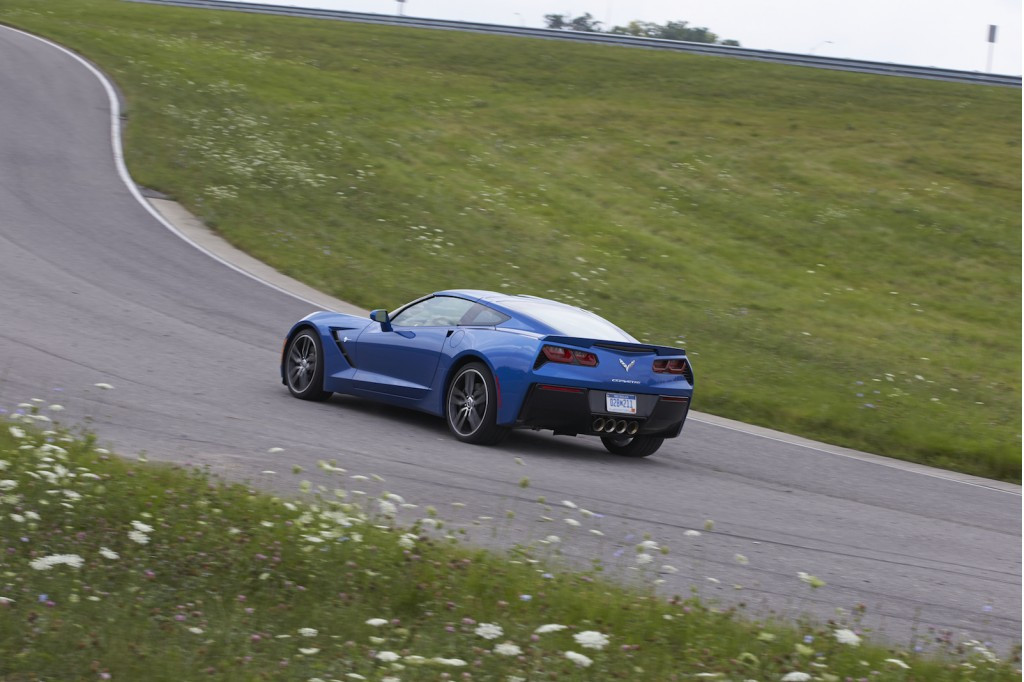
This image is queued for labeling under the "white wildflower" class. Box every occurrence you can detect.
[298,647,320,655]
[431,657,467,666]
[128,530,150,544]
[573,630,609,650]
[298,627,318,637]
[475,622,503,640]
[734,554,749,565]
[535,624,567,634]
[376,650,400,662]
[781,673,811,682]
[188,627,204,634]
[93,383,114,390]
[885,659,910,669]
[8,427,25,439]
[29,554,84,570]
[564,518,581,527]
[365,618,389,627]
[378,500,397,517]
[131,520,154,533]
[683,529,701,537]
[398,533,417,549]
[564,651,593,667]
[99,547,119,560]
[635,553,654,565]
[834,628,861,646]
[494,641,522,656]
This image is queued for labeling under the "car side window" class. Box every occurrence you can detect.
[459,303,510,327]
[390,296,477,328]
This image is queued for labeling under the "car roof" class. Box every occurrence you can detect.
[432,290,633,341]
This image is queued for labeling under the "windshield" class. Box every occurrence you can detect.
[501,298,635,341]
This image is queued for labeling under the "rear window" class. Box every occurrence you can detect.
[501,299,634,341]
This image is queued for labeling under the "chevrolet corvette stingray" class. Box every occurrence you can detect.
[281,290,693,457]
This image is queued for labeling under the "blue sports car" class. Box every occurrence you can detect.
[281,290,693,457]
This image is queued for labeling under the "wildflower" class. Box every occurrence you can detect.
[573,630,609,650]
[365,618,389,627]
[0,480,17,491]
[797,572,826,588]
[99,547,119,560]
[298,647,320,655]
[660,564,679,573]
[298,628,318,637]
[475,623,503,640]
[589,529,605,536]
[564,651,593,667]
[562,500,577,509]
[535,623,567,634]
[885,659,910,669]
[734,554,749,565]
[188,627,204,634]
[376,651,400,662]
[131,520,154,533]
[564,518,581,527]
[29,554,84,570]
[635,553,653,565]
[128,530,150,544]
[834,628,861,646]
[683,529,701,537]
[398,533,417,549]
[8,426,25,439]
[781,673,811,682]
[93,383,114,390]
[378,500,397,517]
[431,657,467,666]
[494,641,522,656]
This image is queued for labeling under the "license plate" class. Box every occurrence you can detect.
[606,393,637,414]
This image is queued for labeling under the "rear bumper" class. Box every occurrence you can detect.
[516,383,691,438]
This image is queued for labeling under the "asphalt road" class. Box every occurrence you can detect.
[0,25,1020,655]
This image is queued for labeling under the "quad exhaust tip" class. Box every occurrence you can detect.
[593,418,640,435]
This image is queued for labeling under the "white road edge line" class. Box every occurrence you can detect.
[3,25,327,311]
[8,25,1019,496]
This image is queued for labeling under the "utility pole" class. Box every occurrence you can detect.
[986,24,997,72]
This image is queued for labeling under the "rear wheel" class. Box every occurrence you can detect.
[284,329,332,401]
[445,362,508,445]
[601,435,664,458]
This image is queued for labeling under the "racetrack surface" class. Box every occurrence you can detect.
[0,26,1020,654]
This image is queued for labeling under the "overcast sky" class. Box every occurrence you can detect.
[246,0,1022,74]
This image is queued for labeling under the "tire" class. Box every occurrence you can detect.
[445,362,509,445]
[284,329,332,401]
[601,435,664,458]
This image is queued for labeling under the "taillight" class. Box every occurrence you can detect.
[653,358,689,374]
[541,345,599,367]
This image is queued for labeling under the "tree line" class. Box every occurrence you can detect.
[543,13,740,46]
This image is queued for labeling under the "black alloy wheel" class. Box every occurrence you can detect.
[445,362,508,445]
[284,329,332,401]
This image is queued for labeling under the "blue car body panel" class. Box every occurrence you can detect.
[281,289,694,438]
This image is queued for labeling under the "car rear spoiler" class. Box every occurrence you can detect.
[542,336,687,356]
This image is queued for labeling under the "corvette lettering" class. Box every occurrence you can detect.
[611,378,641,384]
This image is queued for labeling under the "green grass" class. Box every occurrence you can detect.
[1,413,1019,679]
[0,0,1020,481]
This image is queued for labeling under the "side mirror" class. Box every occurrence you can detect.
[369,309,392,332]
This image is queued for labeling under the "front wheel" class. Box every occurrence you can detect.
[601,435,664,458]
[284,329,332,401]
[445,362,508,445]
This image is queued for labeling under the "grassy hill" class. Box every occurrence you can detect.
[1,0,1020,480]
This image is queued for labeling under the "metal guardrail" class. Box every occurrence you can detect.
[129,0,1022,87]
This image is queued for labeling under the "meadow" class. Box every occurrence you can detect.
[0,0,1020,480]
[1,408,1018,679]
